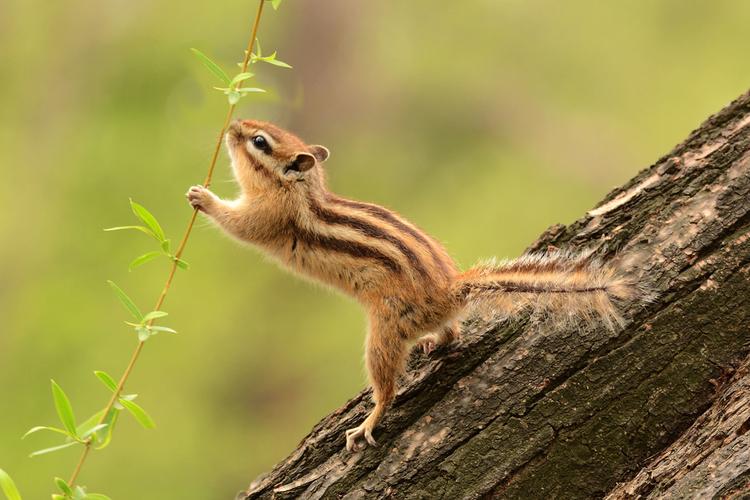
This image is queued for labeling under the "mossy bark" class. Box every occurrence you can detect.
[239,90,750,500]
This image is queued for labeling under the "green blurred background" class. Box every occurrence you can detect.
[1,0,748,498]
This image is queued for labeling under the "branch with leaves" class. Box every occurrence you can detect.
[0,1,289,498]
[105,199,190,271]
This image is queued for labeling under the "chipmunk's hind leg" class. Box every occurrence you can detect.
[346,318,408,452]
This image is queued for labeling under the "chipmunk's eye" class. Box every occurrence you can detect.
[251,135,269,151]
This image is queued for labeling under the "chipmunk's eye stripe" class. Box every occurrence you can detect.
[250,134,272,154]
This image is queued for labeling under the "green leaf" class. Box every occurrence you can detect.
[142,310,168,322]
[264,58,292,68]
[149,326,177,334]
[175,258,190,270]
[85,494,112,500]
[0,468,22,500]
[80,423,108,440]
[103,225,155,239]
[78,411,116,449]
[190,48,231,85]
[227,90,241,105]
[72,486,86,500]
[76,409,104,434]
[51,380,77,438]
[52,495,65,500]
[161,239,171,253]
[107,281,143,321]
[271,0,282,10]
[136,326,151,342]
[128,251,163,271]
[54,478,72,496]
[94,371,118,392]
[217,85,265,96]
[29,440,78,458]
[116,393,138,409]
[129,199,165,242]
[229,72,254,87]
[237,87,266,94]
[119,399,156,429]
[94,410,119,450]
[261,52,292,68]
[22,426,69,439]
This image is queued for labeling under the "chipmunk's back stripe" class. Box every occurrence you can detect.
[291,222,402,273]
[457,281,608,298]
[327,195,454,277]
[307,197,431,280]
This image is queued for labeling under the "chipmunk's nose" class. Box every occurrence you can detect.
[228,120,243,136]
[225,120,244,147]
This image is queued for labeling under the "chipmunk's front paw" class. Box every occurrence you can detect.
[345,421,377,452]
[186,185,216,213]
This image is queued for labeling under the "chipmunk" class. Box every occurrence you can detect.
[186,119,634,452]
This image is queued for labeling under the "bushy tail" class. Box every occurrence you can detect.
[453,250,635,330]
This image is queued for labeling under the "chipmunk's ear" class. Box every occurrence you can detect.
[308,145,330,163]
[284,152,316,177]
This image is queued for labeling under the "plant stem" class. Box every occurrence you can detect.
[66,0,267,487]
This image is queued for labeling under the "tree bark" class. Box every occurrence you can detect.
[606,353,750,499]
[239,90,750,500]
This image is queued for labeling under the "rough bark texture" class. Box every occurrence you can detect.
[605,354,750,500]
[239,91,750,500]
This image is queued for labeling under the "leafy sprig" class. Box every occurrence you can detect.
[190,48,265,104]
[52,478,110,500]
[0,0,288,498]
[190,36,291,105]
[107,281,177,342]
[105,199,189,271]
[249,38,292,68]
[22,375,156,460]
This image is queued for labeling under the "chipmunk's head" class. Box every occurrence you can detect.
[226,119,329,193]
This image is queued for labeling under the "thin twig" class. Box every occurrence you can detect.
[66,0,267,487]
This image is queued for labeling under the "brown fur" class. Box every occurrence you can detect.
[186,119,634,451]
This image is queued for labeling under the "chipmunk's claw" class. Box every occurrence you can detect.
[345,422,377,452]
[417,334,439,355]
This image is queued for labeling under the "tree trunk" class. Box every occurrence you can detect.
[239,90,750,500]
